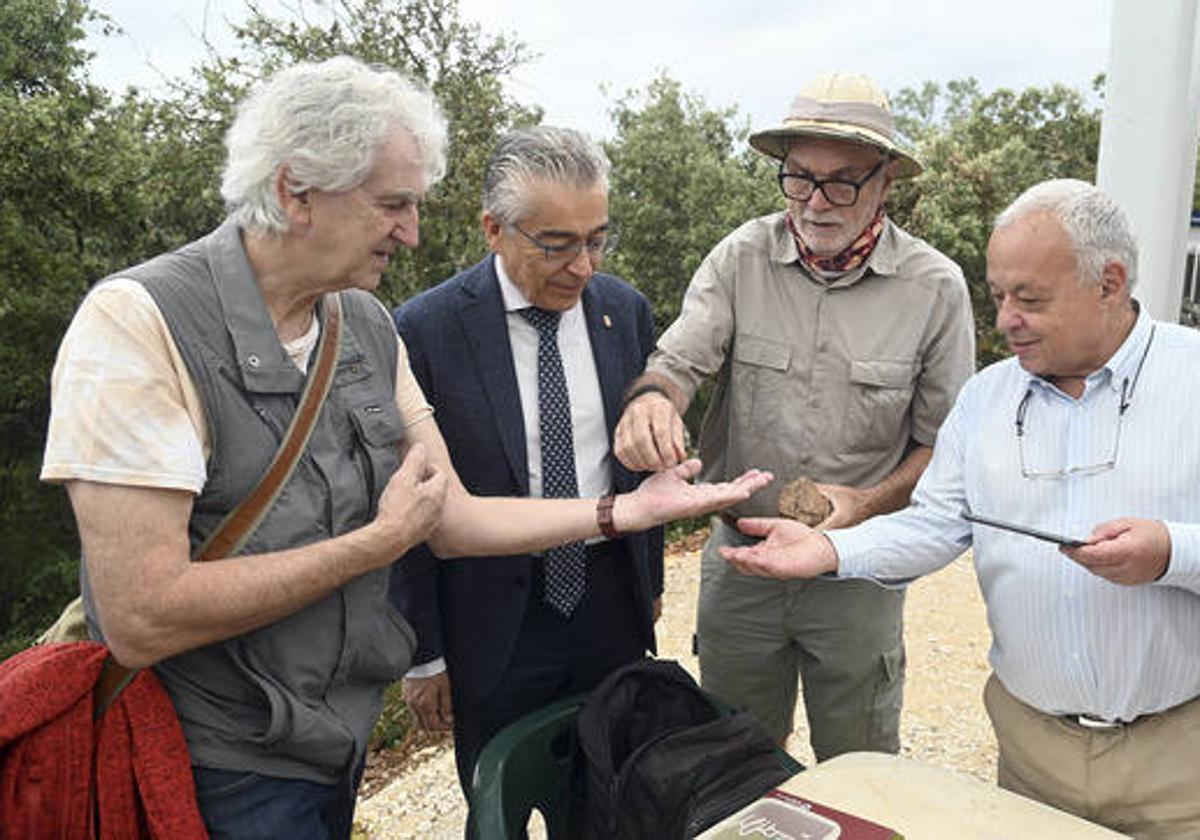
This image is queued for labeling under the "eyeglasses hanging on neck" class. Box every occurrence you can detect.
[1016,325,1155,480]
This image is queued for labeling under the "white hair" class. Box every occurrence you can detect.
[221,56,448,234]
[994,178,1138,289]
[481,126,610,224]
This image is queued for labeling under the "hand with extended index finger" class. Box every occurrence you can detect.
[614,391,688,472]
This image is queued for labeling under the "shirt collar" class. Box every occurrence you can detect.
[1097,301,1153,392]
[494,253,585,321]
[768,211,900,288]
[495,254,530,312]
[1023,301,1152,396]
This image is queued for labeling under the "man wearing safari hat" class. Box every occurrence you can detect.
[615,73,975,760]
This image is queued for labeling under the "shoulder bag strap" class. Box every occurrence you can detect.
[96,291,344,718]
[195,291,343,561]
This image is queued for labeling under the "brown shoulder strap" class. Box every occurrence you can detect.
[195,291,343,561]
[94,655,139,719]
[96,292,344,717]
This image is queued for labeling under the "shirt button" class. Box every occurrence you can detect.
[247,354,261,368]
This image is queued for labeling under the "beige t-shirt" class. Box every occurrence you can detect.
[42,279,432,493]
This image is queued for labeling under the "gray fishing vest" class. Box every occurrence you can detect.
[80,219,417,784]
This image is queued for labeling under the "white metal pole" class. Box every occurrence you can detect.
[1096,0,1200,323]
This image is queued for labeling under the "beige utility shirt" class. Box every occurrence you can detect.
[650,211,975,517]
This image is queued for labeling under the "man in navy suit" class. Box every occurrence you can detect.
[389,126,663,819]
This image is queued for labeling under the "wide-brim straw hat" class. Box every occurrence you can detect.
[749,73,922,179]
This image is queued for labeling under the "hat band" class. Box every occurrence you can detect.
[783,96,896,140]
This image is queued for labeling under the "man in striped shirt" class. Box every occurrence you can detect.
[720,179,1200,839]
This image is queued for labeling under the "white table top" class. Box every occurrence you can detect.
[703,752,1129,839]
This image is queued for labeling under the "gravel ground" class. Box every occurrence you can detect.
[353,539,995,838]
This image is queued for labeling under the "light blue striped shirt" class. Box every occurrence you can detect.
[830,308,1200,720]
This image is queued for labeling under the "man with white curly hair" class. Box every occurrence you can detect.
[720,179,1200,838]
[40,57,770,838]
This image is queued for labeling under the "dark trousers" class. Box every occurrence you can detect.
[453,542,647,833]
[193,761,363,840]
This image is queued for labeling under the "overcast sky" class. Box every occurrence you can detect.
[83,0,1114,140]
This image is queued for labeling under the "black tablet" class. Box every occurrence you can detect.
[964,512,1087,548]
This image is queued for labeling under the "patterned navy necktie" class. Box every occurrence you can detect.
[519,306,587,616]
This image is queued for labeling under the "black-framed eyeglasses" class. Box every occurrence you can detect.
[776,158,886,207]
[510,222,619,263]
[1015,325,1156,479]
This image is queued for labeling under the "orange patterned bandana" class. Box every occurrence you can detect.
[788,205,886,276]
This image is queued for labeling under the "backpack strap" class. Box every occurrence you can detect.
[94,292,344,718]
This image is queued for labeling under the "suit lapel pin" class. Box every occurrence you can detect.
[603,314,612,329]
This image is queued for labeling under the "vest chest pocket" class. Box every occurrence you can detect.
[842,359,917,453]
[349,401,407,506]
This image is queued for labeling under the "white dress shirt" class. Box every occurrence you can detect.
[494,256,614,504]
[406,257,614,680]
[829,308,1200,721]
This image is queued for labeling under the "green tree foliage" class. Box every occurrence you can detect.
[888,78,1102,364]
[0,0,161,652]
[0,0,99,95]
[1194,145,1200,211]
[601,75,779,441]
[604,75,779,332]
[203,0,541,305]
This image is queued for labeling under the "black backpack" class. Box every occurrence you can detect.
[575,659,800,839]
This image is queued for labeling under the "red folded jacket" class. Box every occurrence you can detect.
[0,641,206,839]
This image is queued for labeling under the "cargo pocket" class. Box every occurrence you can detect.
[224,595,345,749]
[868,643,906,751]
[842,359,917,452]
[349,601,419,685]
[229,633,355,775]
[349,400,407,507]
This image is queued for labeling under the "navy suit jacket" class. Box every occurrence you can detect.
[390,255,663,710]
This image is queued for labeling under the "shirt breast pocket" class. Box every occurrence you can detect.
[732,334,792,442]
[843,359,917,453]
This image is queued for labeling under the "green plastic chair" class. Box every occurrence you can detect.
[470,693,585,839]
[469,690,804,839]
